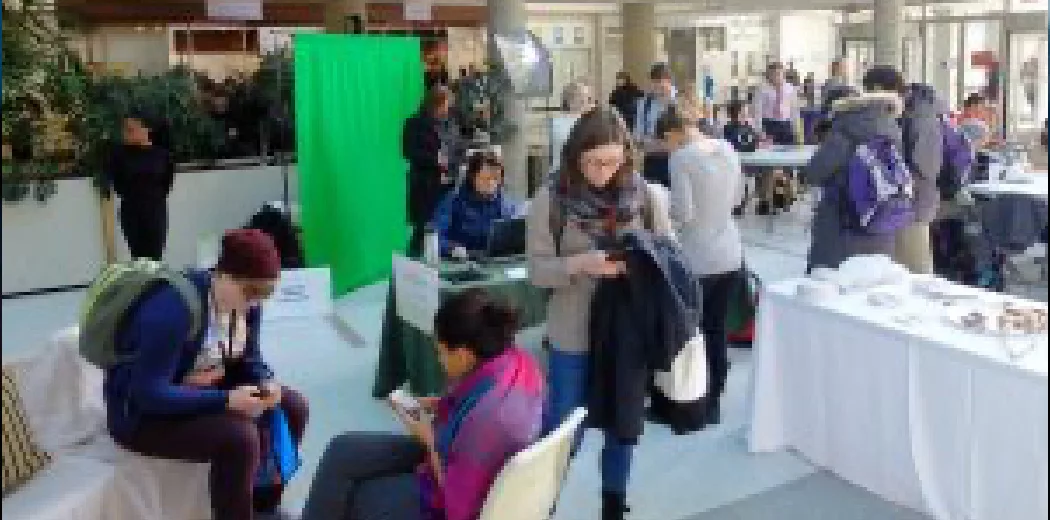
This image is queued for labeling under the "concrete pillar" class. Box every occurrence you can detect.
[621,2,657,88]
[325,0,367,34]
[488,0,529,197]
[874,0,904,68]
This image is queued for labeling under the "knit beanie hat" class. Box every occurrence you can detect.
[216,229,281,280]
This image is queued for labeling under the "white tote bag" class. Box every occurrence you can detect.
[653,330,708,403]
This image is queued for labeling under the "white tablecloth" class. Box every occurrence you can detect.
[966,176,1049,201]
[738,146,817,168]
[749,280,1048,520]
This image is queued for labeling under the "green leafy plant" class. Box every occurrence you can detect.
[2,0,87,202]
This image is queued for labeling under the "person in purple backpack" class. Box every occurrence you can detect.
[805,67,910,271]
[897,81,949,274]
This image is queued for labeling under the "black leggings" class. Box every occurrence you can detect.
[700,269,739,401]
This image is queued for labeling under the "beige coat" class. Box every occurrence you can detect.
[527,183,674,354]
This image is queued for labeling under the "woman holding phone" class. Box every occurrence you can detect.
[528,107,674,520]
[301,289,544,520]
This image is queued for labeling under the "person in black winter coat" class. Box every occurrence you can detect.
[404,86,453,256]
[608,71,644,132]
[105,115,175,261]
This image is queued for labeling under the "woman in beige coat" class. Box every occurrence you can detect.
[527,107,673,520]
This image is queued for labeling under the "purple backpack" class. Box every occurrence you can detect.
[937,119,975,201]
[843,136,915,235]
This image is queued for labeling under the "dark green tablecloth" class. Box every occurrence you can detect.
[372,262,547,398]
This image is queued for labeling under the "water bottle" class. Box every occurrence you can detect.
[423,224,441,267]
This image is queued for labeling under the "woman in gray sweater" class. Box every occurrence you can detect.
[527,107,673,520]
[656,107,744,426]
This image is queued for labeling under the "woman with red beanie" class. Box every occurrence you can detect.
[103,228,309,520]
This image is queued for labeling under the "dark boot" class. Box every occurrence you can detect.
[755,201,771,216]
[703,397,722,427]
[602,491,630,520]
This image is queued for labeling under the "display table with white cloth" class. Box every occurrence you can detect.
[749,276,1048,520]
[965,174,1049,201]
[738,145,817,169]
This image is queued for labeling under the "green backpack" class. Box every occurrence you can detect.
[79,260,204,369]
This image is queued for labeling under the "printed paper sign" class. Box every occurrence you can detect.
[392,255,440,333]
[263,267,333,321]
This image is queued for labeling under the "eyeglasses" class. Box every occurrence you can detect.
[581,156,624,170]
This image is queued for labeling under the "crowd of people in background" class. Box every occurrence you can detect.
[95,40,1045,519]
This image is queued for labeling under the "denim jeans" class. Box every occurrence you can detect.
[300,433,424,520]
[544,349,634,494]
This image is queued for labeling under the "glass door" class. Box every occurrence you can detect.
[842,38,874,87]
[924,22,962,108]
[1005,31,1048,138]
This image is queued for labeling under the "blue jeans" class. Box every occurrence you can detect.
[544,349,634,494]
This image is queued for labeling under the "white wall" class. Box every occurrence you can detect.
[2,165,297,295]
[2,179,108,294]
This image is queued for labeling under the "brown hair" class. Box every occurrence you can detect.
[423,85,451,115]
[655,106,695,139]
[558,106,637,192]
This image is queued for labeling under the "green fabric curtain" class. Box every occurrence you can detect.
[295,34,423,296]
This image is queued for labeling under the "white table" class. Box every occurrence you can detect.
[965,176,1049,202]
[749,279,1048,520]
[738,145,817,169]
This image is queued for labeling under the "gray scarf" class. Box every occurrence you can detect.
[552,171,648,248]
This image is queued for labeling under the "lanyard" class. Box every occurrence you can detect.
[209,287,239,366]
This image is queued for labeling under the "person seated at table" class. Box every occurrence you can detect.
[805,67,907,272]
[299,289,545,520]
[723,100,759,216]
[958,93,994,149]
[432,150,518,260]
[104,229,309,520]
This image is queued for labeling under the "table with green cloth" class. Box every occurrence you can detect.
[372,262,548,398]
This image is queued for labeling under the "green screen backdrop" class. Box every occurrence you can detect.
[295,34,423,296]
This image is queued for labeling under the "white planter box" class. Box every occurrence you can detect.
[3,165,298,295]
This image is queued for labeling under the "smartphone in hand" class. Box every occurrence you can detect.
[388,389,423,421]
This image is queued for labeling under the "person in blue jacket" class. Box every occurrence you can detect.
[103,229,308,520]
[432,150,518,259]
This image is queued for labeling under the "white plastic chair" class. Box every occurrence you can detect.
[476,408,588,520]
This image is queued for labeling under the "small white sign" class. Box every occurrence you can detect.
[197,234,221,269]
[403,0,433,22]
[207,0,263,21]
[392,255,440,333]
[263,267,333,321]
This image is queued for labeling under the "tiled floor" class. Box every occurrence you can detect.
[0,208,957,520]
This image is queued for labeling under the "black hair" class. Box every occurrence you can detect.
[813,119,833,143]
[434,289,520,361]
[963,93,985,109]
[465,150,504,192]
[655,106,694,139]
[726,100,746,121]
[862,66,904,93]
